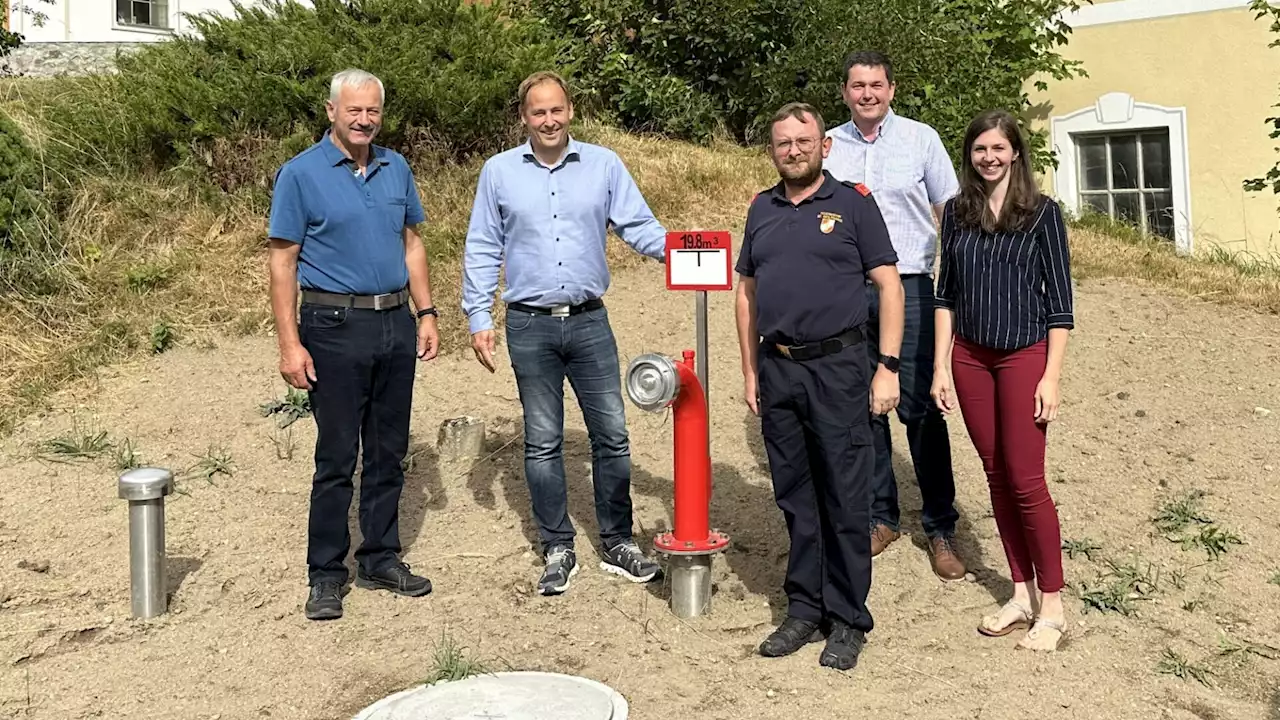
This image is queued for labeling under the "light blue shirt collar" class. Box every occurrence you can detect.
[848,108,897,143]
[520,136,583,170]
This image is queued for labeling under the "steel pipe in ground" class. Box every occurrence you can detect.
[117,468,174,619]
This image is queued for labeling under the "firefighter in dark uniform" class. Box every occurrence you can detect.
[735,102,905,671]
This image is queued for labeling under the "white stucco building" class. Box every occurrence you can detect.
[6,0,286,42]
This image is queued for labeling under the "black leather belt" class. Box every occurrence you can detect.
[508,298,603,317]
[773,327,865,361]
[301,287,409,310]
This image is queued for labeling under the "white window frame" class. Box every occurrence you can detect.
[115,0,172,33]
[1050,92,1193,254]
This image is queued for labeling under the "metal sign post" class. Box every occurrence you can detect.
[665,230,732,456]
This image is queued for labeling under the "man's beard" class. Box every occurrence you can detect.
[780,158,822,186]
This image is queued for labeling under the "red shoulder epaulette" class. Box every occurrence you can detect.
[854,183,871,197]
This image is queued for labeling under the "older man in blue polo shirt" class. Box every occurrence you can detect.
[462,71,665,597]
[824,50,967,581]
[268,68,440,621]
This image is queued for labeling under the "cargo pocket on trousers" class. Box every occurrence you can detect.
[845,421,874,484]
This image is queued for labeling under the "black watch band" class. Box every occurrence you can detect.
[879,354,900,373]
[415,307,438,319]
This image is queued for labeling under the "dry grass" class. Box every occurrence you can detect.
[0,99,1276,433]
[1068,214,1280,314]
[0,118,775,432]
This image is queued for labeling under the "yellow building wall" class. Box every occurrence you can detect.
[1029,7,1280,257]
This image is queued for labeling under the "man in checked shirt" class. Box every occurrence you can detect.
[823,50,968,581]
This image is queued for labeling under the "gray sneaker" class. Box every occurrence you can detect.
[538,545,579,596]
[600,540,661,583]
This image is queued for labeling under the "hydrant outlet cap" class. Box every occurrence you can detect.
[118,467,175,501]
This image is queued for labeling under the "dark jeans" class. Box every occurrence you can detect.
[300,302,416,586]
[865,274,959,539]
[757,340,875,633]
[505,303,634,555]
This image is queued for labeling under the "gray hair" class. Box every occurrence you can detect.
[328,68,384,105]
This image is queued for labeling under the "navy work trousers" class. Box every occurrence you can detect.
[757,338,875,634]
[300,301,417,586]
[865,273,959,538]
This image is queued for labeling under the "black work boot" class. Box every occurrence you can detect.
[355,561,432,597]
[305,581,343,620]
[819,621,867,671]
[758,616,823,657]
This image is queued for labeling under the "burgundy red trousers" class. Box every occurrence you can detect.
[951,336,1064,593]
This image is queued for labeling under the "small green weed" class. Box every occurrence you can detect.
[1071,556,1162,617]
[1268,570,1280,586]
[38,423,111,462]
[1217,634,1279,661]
[270,427,296,461]
[1152,489,1211,534]
[186,445,235,484]
[149,320,176,354]
[424,632,489,685]
[113,437,142,471]
[125,263,172,293]
[1062,537,1102,562]
[1153,490,1242,559]
[1156,648,1216,687]
[1178,524,1243,560]
[259,387,311,429]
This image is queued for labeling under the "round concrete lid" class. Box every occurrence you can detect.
[117,467,174,501]
[352,671,628,720]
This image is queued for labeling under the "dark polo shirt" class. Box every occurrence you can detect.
[267,130,427,295]
[736,170,898,345]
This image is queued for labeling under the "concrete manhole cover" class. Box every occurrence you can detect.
[352,671,629,719]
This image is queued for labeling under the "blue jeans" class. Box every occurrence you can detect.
[505,304,634,554]
[865,274,959,539]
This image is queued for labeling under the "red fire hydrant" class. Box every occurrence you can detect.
[625,349,729,618]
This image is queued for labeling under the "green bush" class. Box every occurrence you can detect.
[523,0,1089,169]
[0,109,62,295]
[35,0,572,195]
[0,110,45,242]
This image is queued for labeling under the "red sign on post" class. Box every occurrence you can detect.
[665,231,733,291]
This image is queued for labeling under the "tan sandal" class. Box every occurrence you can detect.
[1017,617,1066,652]
[977,599,1034,637]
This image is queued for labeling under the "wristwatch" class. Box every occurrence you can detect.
[879,354,900,373]
[415,306,438,319]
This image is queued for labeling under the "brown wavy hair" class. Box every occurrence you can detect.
[952,109,1044,233]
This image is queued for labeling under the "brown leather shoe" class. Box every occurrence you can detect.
[871,524,900,557]
[929,535,967,581]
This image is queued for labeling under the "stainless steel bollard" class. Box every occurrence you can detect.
[668,554,713,619]
[117,468,175,619]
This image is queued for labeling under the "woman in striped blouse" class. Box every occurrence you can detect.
[930,109,1074,652]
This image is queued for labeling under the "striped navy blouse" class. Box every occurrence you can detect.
[935,195,1074,351]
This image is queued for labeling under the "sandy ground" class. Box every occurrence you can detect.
[1,261,1278,720]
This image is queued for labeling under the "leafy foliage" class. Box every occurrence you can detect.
[0,111,38,241]
[522,0,1091,169]
[1244,0,1280,200]
[36,0,571,195]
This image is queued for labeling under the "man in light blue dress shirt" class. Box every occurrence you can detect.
[824,51,968,582]
[461,71,665,596]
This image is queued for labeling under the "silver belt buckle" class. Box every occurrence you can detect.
[550,304,571,318]
[372,292,396,310]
